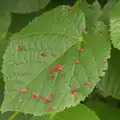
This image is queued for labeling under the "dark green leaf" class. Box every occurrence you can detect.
[55,104,100,120]
[98,48,120,100]
[0,5,11,39]
[110,0,120,50]
[7,0,51,13]
[87,101,120,120]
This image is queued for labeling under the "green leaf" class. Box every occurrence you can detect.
[99,0,114,25]
[87,101,120,120]
[0,40,10,76]
[0,112,14,120]
[0,104,99,120]
[0,111,32,120]
[0,2,11,74]
[110,0,120,50]
[54,104,100,120]
[1,6,111,116]
[0,6,11,39]
[6,0,51,13]
[80,0,101,28]
[18,104,100,120]
[29,115,49,120]
[0,77,4,106]
[98,48,120,100]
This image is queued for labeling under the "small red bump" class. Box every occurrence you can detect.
[104,60,108,64]
[74,98,78,101]
[77,48,83,52]
[51,52,54,56]
[100,29,104,33]
[75,59,80,64]
[41,51,45,56]
[32,93,39,99]
[45,99,51,104]
[72,88,78,95]
[50,67,55,74]
[51,92,55,98]
[72,91,76,95]
[20,88,28,93]
[48,106,53,112]
[41,96,51,104]
[18,46,24,51]
[49,73,54,79]
[55,65,64,71]
[84,82,92,85]
[82,29,87,34]
[68,8,72,12]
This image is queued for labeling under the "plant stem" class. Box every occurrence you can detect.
[8,112,19,120]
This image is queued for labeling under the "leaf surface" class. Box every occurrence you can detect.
[80,0,101,28]
[1,6,111,116]
[6,0,51,13]
[110,0,120,50]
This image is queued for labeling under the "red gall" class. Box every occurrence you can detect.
[41,51,45,56]
[20,88,28,93]
[84,82,92,85]
[104,60,108,64]
[18,46,24,51]
[74,98,78,101]
[41,96,51,104]
[72,88,78,95]
[55,64,64,71]
[48,106,53,112]
[75,59,80,64]
[32,93,39,99]
[50,92,55,98]
[68,8,72,12]
[77,47,83,52]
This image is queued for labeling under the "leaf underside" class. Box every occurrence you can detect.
[1,6,111,116]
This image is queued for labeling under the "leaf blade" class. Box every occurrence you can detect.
[6,0,51,13]
[110,1,120,50]
[1,6,111,116]
[98,48,120,100]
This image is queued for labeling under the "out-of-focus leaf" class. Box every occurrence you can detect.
[87,101,120,120]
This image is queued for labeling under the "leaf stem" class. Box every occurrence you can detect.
[8,112,19,120]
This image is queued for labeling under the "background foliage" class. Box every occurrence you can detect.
[0,0,120,120]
